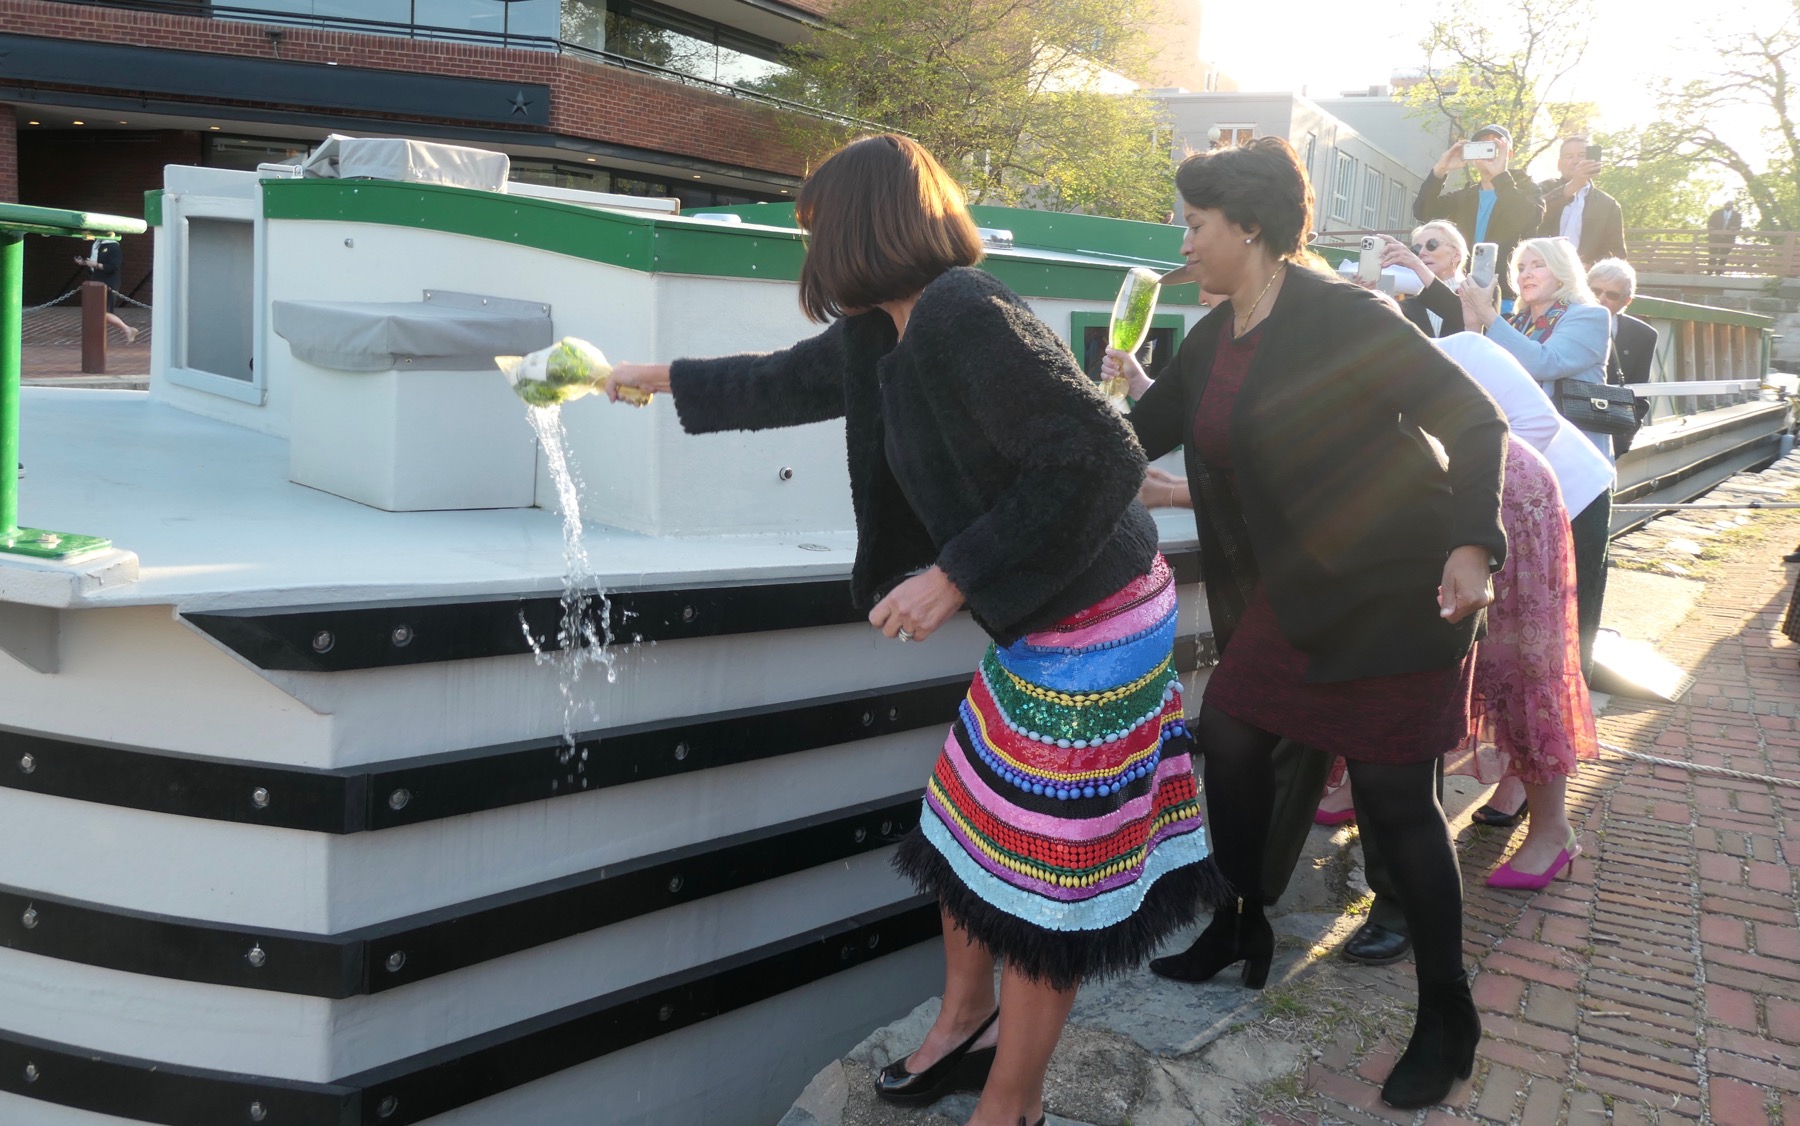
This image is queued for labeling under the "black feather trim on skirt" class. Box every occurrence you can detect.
[893,829,1233,992]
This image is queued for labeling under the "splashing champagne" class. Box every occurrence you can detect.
[1105,267,1161,404]
[496,337,653,407]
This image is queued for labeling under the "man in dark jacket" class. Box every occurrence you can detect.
[1709,199,1745,273]
[1540,136,1627,266]
[1413,123,1545,304]
[1589,257,1657,385]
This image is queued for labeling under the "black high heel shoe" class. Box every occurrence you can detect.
[1380,974,1482,1108]
[874,1008,999,1106]
[1147,897,1274,988]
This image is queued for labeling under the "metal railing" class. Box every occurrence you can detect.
[58,0,892,134]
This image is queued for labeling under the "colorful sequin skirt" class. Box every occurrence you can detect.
[894,554,1227,989]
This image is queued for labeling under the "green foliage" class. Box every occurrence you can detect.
[1595,125,1726,229]
[1401,0,1595,171]
[766,0,1176,221]
[1633,16,1800,230]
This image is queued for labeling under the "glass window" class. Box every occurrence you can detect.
[205,134,314,171]
[1388,182,1407,230]
[241,0,412,28]
[1361,168,1383,229]
[613,176,670,197]
[1330,152,1357,224]
[562,0,606,51]
[510,158,614,191]
[1212,124,1255,148]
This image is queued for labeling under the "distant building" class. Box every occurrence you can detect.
[1155,91,1422,233]
[1141,0,1238,93]
[1314,91,1457,187]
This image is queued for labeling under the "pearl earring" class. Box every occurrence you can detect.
[1244,237,1254,244]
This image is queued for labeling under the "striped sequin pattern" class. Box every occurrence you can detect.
[917,555,1213,931]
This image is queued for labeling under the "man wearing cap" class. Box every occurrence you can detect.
[1413,124,1545,305]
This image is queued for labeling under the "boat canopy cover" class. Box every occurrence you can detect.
[272,291,553,372]
[299,134,511,193]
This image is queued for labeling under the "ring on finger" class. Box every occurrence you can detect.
[896,628,914,643]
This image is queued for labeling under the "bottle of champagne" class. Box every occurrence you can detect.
[1105,267,1161,404]
[496,337,652,408]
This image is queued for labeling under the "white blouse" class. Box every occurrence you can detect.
[1434,331,1615,515]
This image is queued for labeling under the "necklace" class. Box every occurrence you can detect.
[1234,265,1285,336]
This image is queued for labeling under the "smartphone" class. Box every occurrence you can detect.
[1462,140,1498,162]
[1586,143,1603,163]
[1470,242,1499,290]
[1358,236,1383,285]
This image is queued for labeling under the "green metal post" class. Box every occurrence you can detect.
[0,233,19,538]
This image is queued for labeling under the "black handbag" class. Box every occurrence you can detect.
[1552,377,1641,439]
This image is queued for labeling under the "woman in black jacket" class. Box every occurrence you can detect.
[1124,138,1508,1110]
[605,135,1223,1126]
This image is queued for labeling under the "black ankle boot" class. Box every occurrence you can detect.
[1381,974,1481,1108]
[1147,898,1274,988]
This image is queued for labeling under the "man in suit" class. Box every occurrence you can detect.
[1414,123,1545,305]
[1709,199,1745,273]
[1540,136,1627,266]
[1589,257,1657,385]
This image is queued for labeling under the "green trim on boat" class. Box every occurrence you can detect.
[261,179,1203,304]
[1627,295,1773,330]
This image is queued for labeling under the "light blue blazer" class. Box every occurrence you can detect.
[1485,301,1614,463]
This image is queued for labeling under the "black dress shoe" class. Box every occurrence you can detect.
[1342,921,1412,966]
[1471,797,1528,828]
[874,1008,998,1106]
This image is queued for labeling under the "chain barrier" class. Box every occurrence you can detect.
[1599,740,1800,790]
[21,289,152,348]
[1614,501,1800,511]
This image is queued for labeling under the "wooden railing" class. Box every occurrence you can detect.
[1625,229,1800,278]
[1317,227,1800,279]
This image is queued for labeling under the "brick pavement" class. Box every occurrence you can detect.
[1287,508,1800,1125]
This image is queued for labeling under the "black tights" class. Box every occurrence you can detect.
[1195,704,1466,984]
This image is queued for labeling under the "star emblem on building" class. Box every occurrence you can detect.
[509,91,532,116]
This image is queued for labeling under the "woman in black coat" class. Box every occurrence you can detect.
[1112,138,1508,1110]
[605,135,1224,1126]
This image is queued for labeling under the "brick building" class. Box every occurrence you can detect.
[4,0,845,304]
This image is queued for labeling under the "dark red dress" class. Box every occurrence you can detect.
[1195,324,1475,764]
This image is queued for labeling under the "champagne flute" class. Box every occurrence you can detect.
[1105,267,1161,404]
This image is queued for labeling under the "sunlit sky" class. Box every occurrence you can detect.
[1197,0,1793,177]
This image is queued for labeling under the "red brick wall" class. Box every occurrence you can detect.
[0,0,807,176]
[0,108,16,203]
[19,129,201,305]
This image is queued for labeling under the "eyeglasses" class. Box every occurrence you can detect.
[1412,239,1443,254]
[1594,287,1631,302]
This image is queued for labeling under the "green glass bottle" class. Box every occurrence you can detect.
[497,337,651,407]
[1105,267,1161,404]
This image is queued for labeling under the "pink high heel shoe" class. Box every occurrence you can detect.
[1314,806,1356,826]
[1487,828,1580,890]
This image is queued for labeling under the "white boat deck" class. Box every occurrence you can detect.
[5,388,1198,612]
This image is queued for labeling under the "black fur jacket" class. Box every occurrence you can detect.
[668,267,1158,643]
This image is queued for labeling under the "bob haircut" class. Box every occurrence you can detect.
[1410,220,1468,269]
[1510,236,1597,306]
[1174,136,1315,261]
[795,135,985,323]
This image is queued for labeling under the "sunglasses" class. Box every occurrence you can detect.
[1594,287,1630,302]
[1412,239,1444,254]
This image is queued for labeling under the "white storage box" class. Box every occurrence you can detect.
[274,291,552,511]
